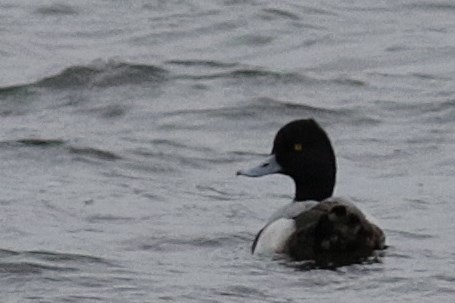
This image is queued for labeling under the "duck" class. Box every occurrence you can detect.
[237,119,386,265]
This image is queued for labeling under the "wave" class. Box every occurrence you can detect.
[159,97,334,118]
[0,61,367,98]
[169,63,368,90]
[262,8,301,20]
[165,59,313,84]
[0,138,122,162]
[405,2,455,12]
[23,250,112,265]
[159,96,380,126]
[176,68,308,84]
[0,61,169,94]
[135,232,251,252]
[375,98,455,123]
[0,249,113,274]
[34,3,80,16]
[0,261,76,274]
[14,139,66,147]
[38,61,169,89]
[166,59,237,68]
[69,146,122,161]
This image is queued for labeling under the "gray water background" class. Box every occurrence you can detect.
[1,0,455,302]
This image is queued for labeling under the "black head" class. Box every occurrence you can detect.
[272,119,336,201]
[237,119,336,201]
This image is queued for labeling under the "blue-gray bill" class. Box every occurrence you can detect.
[236,155,282,177]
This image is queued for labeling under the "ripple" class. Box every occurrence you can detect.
[0,262,76,274]
[283,251,384,271]
[69,147,122,161]
[406,2,455,11]
[34,3,80,16]
[0,84,32,97]
[0,61,169,93]
[0,139,122,162]
[217,285,267,299]
[160,97,335,119]
[127,137,238,173]
[0,138,66,150]
[388,230,434,240]
[24,250,112,266]
[86,215,136,224]
[159,96,380,128]
[195,185,245,201]
[136,233,249,252]
[375,98,455,124]
[0,249,20,257]
[166,59,237,68]
[37,61,169,89]
[182,68,306,83]
[262,8,301,20]
[0,249,115,275]
[15,139,65,147]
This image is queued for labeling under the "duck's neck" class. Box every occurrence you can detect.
[293,176,335,202]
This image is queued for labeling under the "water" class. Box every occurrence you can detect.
[1,0,455,301]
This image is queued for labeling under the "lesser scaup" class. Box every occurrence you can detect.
[237,119,385,265]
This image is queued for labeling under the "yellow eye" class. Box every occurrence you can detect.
[294,144,303,152]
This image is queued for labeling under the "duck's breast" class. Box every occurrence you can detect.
[253,218,296,255]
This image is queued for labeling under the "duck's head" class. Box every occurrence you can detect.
[237,119,336,202]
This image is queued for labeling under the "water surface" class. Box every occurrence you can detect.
[1,0,455,302]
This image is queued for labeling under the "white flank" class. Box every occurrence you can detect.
[253,218,296,255]
[266,201,318,224]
